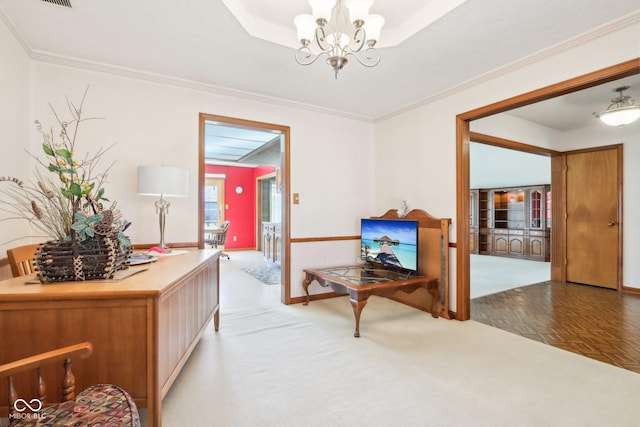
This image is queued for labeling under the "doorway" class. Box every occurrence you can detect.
[456,59,638,320]
[198,113,291,304]
[468,135,553,299]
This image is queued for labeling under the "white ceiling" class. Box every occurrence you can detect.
[0,0,639,125]
[221,0,469,49]
[507,75,640,131]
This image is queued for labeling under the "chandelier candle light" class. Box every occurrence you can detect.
[294,0,384,78]
[137,166,188,250]
[593,86,640,127]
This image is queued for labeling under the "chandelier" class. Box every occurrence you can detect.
[593,86,640,127]
[294,0,385,78]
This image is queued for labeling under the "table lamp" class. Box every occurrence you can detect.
[137,165,188,250]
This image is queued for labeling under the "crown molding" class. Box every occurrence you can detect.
[0,5,31,53]
[29,50,375,124]
[2,5,637,124]
[374,10,640,123]
[0,3,373,124]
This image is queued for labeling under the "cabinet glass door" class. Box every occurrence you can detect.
[530,189,543,229]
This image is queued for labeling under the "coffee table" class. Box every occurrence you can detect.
[302,265,440,337]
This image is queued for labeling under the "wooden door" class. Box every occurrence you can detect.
[566,148,620,289]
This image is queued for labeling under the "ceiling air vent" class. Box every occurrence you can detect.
[40,0,72,7]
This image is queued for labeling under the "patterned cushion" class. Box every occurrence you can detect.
[10,384,140,427]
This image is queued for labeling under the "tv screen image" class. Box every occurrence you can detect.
[360,218,419,272]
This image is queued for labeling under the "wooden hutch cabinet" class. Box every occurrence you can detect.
[470,185,550,261]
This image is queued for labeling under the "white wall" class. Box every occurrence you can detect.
[473,112,563,150]
[0,16,31,256]
[3,15,639,299]
[27,62,375,298]
[374,21,640,303]
[469,113,556,188]
[469,143,551,189]
[0,6,376,292]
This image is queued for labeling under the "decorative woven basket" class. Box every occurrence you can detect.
[35,236,131,283]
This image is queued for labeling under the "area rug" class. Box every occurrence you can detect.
[241,265,281,285]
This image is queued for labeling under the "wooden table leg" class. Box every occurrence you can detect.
[302,275,313,305]
[349,297,368,338]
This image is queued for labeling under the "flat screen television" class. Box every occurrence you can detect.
[360,218,419,273]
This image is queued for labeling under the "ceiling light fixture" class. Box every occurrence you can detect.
[294,0,384,79]
[593,86,640,127]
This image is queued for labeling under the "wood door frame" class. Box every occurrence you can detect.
[456,58,639,321]
[199,113,292,304]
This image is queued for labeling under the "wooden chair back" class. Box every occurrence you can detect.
[6,244,40,277]
[0,342,93,418]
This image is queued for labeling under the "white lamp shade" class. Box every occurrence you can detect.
[294,14,316,42]
[308,0,336,22]
[364,14,384,42]
[345,0,373,24]
[596,106,640,126]
[137,166,188,197]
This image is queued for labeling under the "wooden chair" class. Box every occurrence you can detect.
[6,244,40,277]
[206,220,231,259]
[0,342,140,426]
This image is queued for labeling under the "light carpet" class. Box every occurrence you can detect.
[161,296,640,427]
[471,254,550,298]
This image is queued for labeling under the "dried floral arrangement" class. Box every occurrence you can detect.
[0,89,131,281]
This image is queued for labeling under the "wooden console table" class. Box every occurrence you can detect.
[0,249,220,426]
[302,265,439,337]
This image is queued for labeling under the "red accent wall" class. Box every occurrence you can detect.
[205,164,276,249]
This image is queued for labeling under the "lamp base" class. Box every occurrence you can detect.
[155,196,171,251]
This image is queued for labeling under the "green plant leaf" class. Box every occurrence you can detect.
[42,144,54,156]
[69,183,82,196]
[55,149,73,162]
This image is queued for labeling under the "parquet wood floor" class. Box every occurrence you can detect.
[471,281,640,374]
